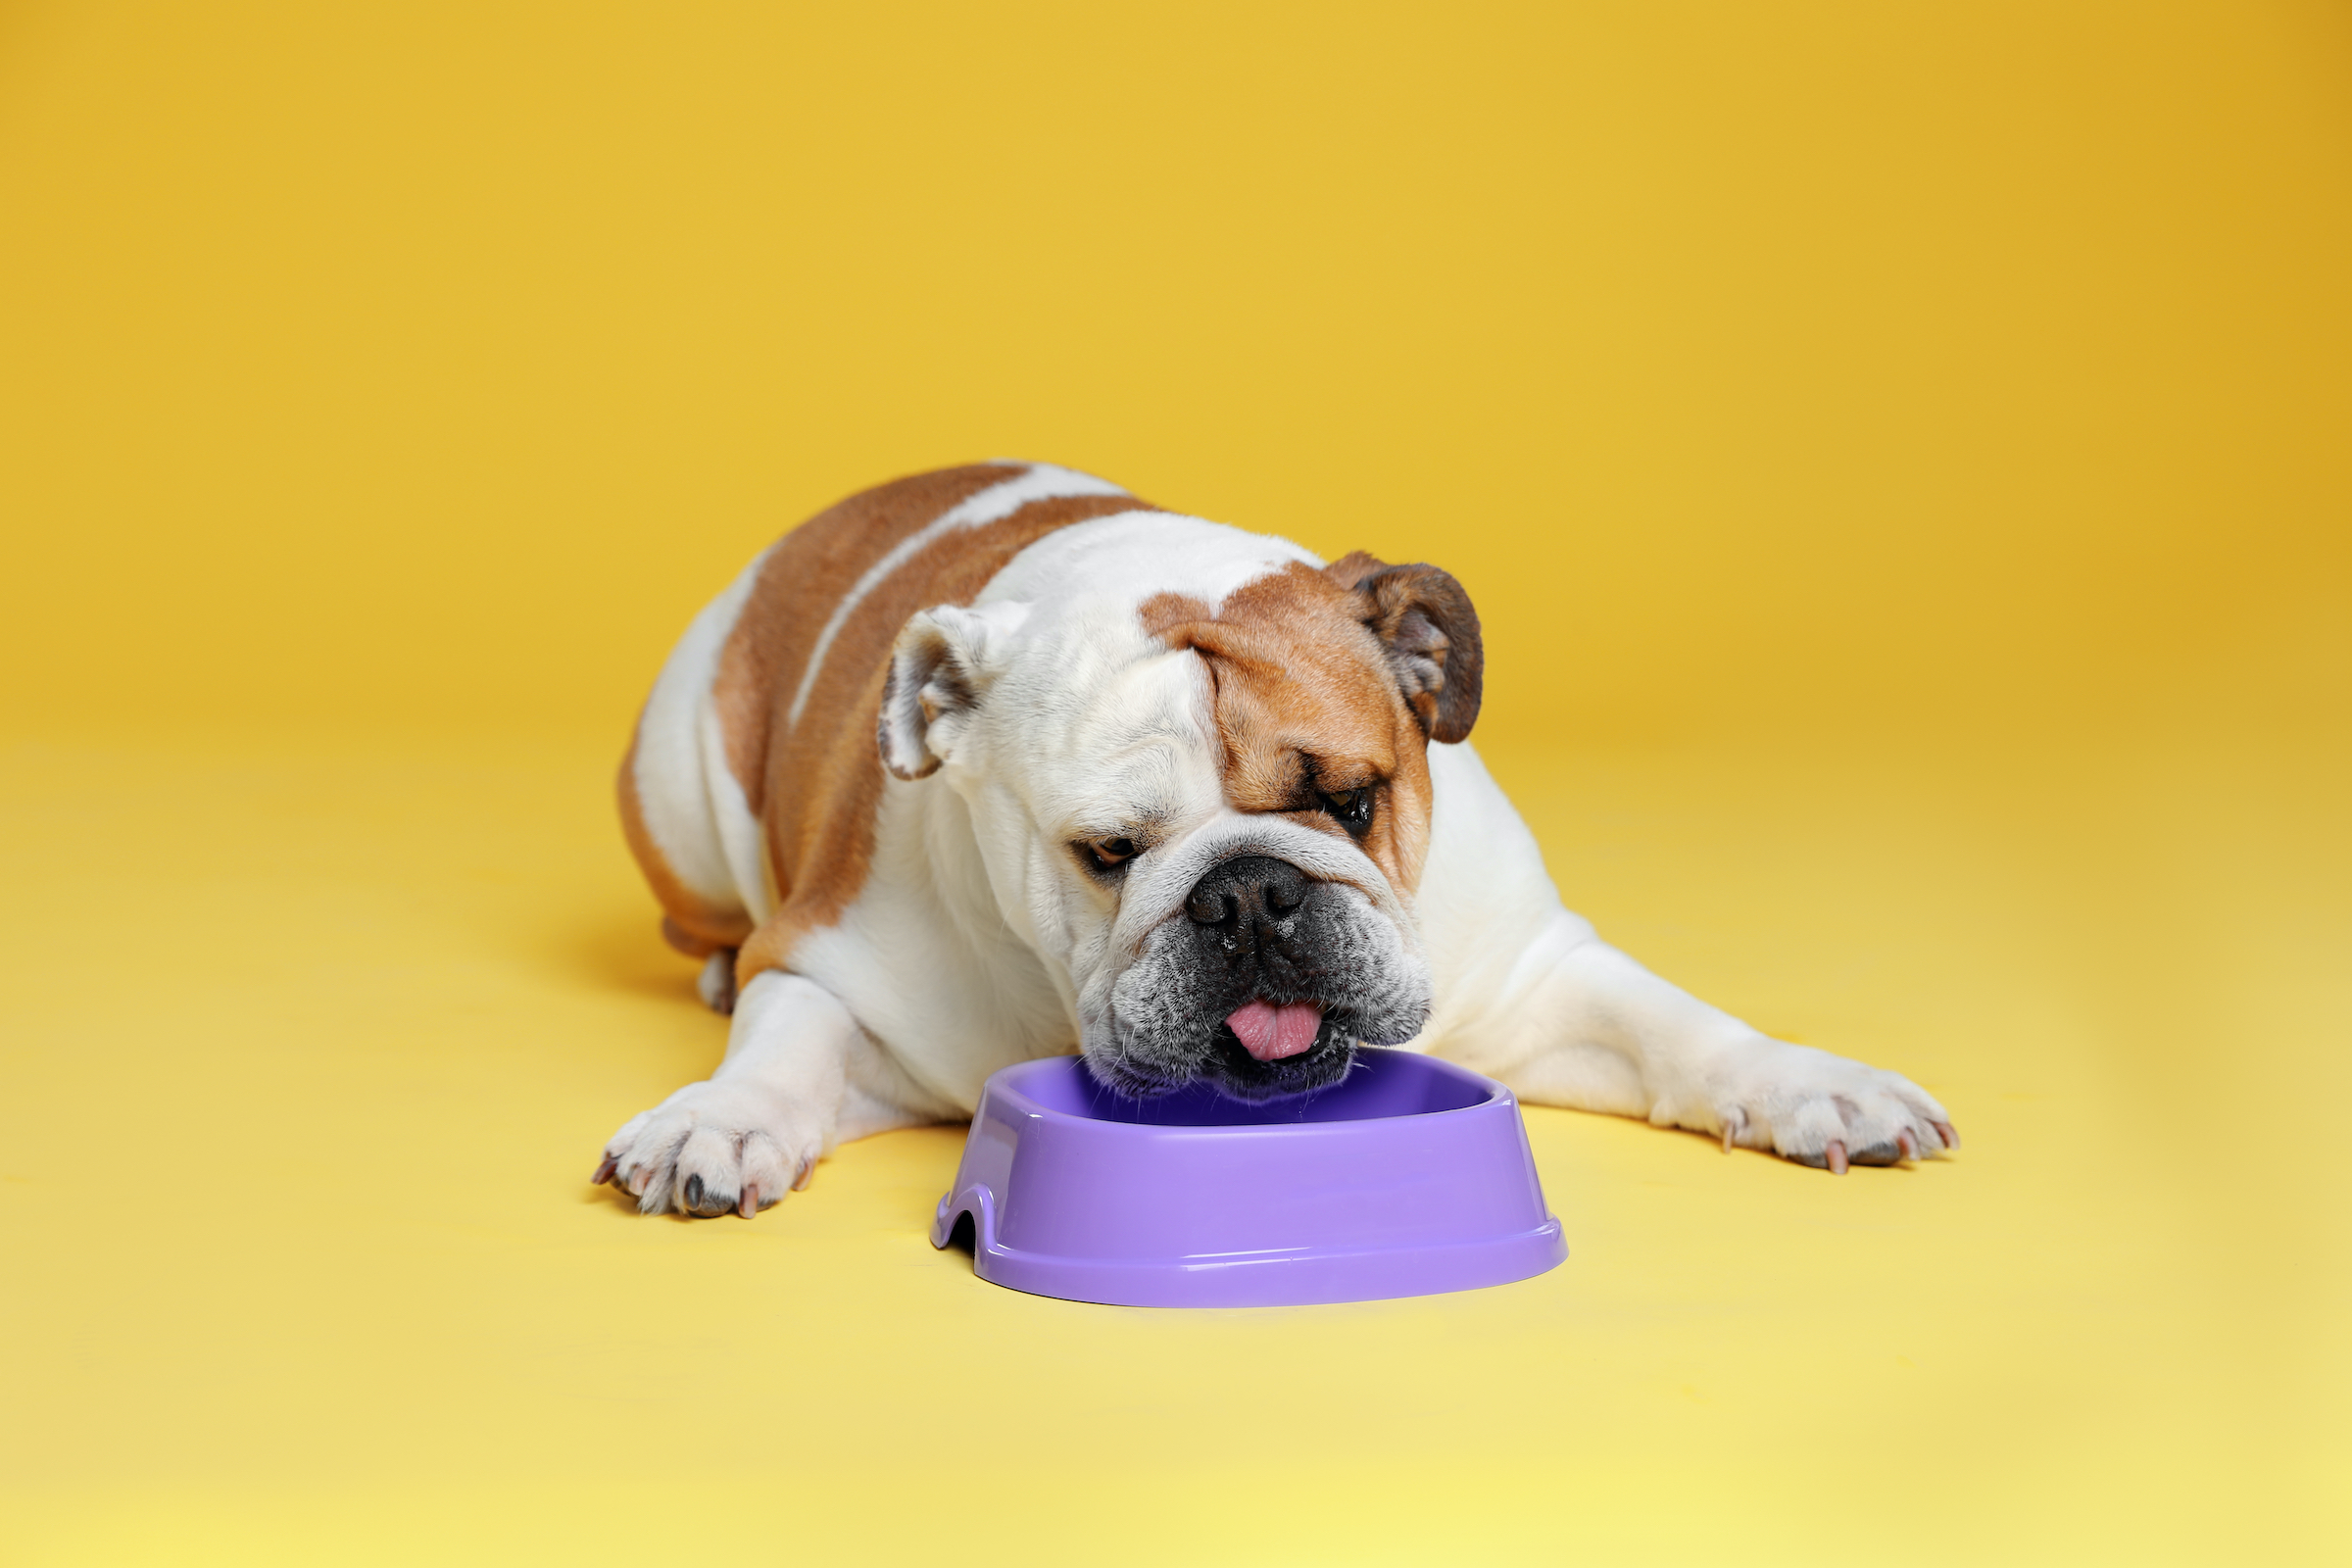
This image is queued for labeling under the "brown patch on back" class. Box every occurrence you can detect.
[716,480,1147,984]
[615,726,755,956]
[1144,564,1438,893]
[710,465,1021,810]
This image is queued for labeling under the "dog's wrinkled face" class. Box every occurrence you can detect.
[879,536,1482,1102]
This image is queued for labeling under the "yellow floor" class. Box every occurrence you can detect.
[2,720,2343,1565]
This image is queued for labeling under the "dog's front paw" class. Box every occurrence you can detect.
[591,1081,823,1217]
[1711,1041,1957,1174]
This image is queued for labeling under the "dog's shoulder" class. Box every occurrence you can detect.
[701,463,1142,972]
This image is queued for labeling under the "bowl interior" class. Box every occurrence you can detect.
[1020,1048,1494,1127]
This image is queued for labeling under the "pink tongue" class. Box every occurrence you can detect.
[1226,1000,1324,1062]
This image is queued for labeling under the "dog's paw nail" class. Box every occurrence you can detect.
[738,1184,760,1218]
[683,1173,704,1208]
[1895,1129,1916,1160]
[791,1157,815,1193]
[1826,1141,1849,1175]
[1933,1120,1959,1151]
[592,1155,618,1187]
[626,1166,651,1197]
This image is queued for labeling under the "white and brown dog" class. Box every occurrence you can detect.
[596,463,1956,1218]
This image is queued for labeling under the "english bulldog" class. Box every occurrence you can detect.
[596,463,1956,1218]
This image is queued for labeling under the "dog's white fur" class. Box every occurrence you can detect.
[604,492,1953,1214]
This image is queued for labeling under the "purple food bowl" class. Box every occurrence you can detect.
[930,1047,1567,1307]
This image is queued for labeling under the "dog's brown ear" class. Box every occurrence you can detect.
[1328,553,1484,744]
[1324,550,1389,591]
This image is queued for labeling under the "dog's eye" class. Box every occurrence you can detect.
[1082,837,1139,872]
[1320,789,1374,837]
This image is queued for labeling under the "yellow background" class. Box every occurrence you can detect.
[2,2,2346,1562]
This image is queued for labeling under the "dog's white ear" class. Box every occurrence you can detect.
[877,602,1031,781]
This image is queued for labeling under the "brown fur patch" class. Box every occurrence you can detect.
[703,479,1147,984]
[1142,564,1438,893]
[711,465,1021,810]
[615,726,755,956]
[1322,550,1389,590]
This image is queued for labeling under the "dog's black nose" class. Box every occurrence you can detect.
[1185,855,1309,939]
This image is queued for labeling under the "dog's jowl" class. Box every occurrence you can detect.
[596,463,1957,1218]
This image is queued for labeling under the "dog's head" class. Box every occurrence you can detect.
[877,518,1481,1101]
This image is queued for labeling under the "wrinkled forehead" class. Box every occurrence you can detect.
[999,600,1225,829]
[1141,564,1408,806]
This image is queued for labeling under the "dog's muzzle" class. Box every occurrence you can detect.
[1184,854,1332,1058]
[1088,853,1431,1102]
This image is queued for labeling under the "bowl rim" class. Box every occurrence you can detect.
[982,1048,1516,1138]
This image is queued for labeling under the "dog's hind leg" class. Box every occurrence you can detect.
[695,948,739,1015]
